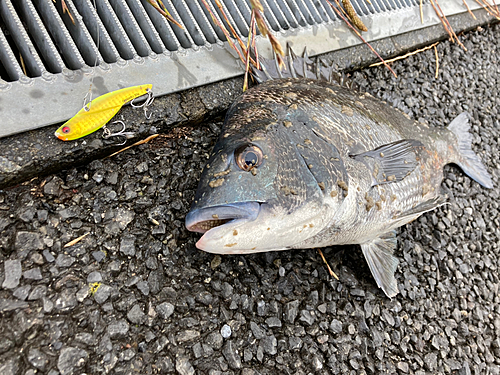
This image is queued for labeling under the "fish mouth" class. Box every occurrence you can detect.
[185,202,261,234]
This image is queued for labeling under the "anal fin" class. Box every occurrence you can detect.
[361,230,399,298]
[395,195,448,223]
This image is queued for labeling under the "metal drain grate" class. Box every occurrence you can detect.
[0,0,497,138]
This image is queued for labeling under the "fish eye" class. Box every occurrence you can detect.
[62,126,70,134]
[235,144,263,171]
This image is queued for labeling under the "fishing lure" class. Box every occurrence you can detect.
[54,84,153,141]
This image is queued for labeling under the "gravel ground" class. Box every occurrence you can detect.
[1,23,500,375]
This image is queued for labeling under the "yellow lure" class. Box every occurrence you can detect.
[55,84,153,141]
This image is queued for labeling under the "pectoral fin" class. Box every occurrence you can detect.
[352,140,422,185]
[361,230,399,298]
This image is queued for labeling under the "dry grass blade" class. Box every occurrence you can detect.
[317,249,339,280]
[52,0,75,24]
[434,45,439,79]
[106,134,159,159]
[214,0,247,52]
[145,0,183,29]
[474,0,500,19]
[462,0,477,19]
[243,12,256,92]
[199,0,248,65]
[369,42,439,67]
[19,54,27,75]
[326,0,397,77]
[429,0,467,50]
[420,0,424,23]
[64,232,90,248]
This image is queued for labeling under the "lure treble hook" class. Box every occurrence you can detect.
[130,88,155,119]
[102,120,135,146]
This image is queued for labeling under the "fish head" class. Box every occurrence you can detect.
[186,81,348,253]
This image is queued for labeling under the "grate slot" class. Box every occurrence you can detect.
[307,0,333,22]
[32,0,86,70]
[108,0,152,56]
[140,0,181,51]
[0,30,23,81]
[352,0,371,16]
[216,0,250,37]
[14,1,64,74]
[313,0,336,22]
[159,0,196,49]
[233,0,252,26]
[260,0,286,31]
[52,0,104,68]
[72,0,120,66]
[94,0,137,60]
[183,0,220,44]
[296,0,324,24]
[170,0,208,46]
[0,0,44,77]
[125,0,166,53]
[273,0,301,28]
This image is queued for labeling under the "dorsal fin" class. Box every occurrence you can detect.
[251,44,358,90]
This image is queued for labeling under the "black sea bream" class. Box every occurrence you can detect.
[185,55,493,298]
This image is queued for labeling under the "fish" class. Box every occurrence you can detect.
[55,84,152,141]
[185,50,493,298]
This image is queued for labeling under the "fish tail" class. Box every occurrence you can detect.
[251,44,358,90]
[448,112,493,189]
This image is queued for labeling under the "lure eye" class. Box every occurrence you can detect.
[62,126,70,134]
[235,144,263,171]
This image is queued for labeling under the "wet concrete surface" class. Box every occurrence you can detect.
[1,18,500,375]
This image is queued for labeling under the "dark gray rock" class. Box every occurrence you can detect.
[27,348,49,371]
[206,332,223,350]
[93,284,112,304]
[175,357,195,375]
[299,309,315,326]
[127,304,146,324]
[2,259,22,289]
[156,302,174,319]
[261,335,277,355]
[107,320,129,339]
[87,271,102,283]
[23,267,42,280]
[250,321,266,340]
[284,300,300,324]
[136,280,149,296]
[15,231,43,252]
[120,236,136,257]
[56,254,75,268]
[176,330,200,343]
[222,341,242,369]
[265,316,282,328]
[13,285,31,300]
[330,319,343,334]
[57,347,88,375]
[0,355,20,375]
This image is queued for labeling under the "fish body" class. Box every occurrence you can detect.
[55,84,152,141]
[186,75,492,298]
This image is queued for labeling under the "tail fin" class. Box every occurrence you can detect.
[448,112,493,188]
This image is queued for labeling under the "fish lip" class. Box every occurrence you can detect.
[185,202,261,234]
